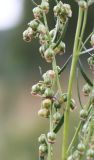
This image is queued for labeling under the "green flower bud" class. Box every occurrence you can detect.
[59,93,67,104]
[44,48,54,63]
[53,112,61,124]
[82,83,91,96]
[28,19,39,31]
[41,1,49,13]
[78,0,87,9]
[33,6,42,19]
[77,143,85,153]
[53,5,61,16]
[38,108,50,118]
[54,101,61,109]
[23,27,33,42]
[87,149,94,158]
[80,109,88,121]
[70,99,76,111]
[42,99,52,109]
[44,88,54,98]
[87,56,94,67]
[42,73,52,85]
[39,144,47,157]
[90,34,94,47]
[47,131,56,144]
[67,156,74,160]
[38,134,46,144]
[31,84,40,94]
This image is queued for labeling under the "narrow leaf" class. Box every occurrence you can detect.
[78,60,93,87]
[53,115,64,133]
[58,55,72,75]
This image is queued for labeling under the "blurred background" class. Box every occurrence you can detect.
[0,0,94,160]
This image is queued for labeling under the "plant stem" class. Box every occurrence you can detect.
[48,106,52,160]
[62,7,84,160]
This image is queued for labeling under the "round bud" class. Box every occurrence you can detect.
[87,56,94,68]
[47,131,56,144]
[42,99,52,109]
[87,149,94,158]
[23,27,33,42]
[53,112,61,124]
[67,156,74,160]
[41,1,49,13]
[42,73,52,85]
[28,19,39,31]
[78,0,87,9]
[39,144,47,157]
[38,108,50,118]
[31,84,40,94]
[33,7,42,19]
[59,93,67,104]
[77,143,85,153]
[54,101,61,109]
[90,34,94,47]
[44,48,54,63]
[63,4,72,18]
[44,88,54,98]
[38,134,46,144]
[82,83,91,96]
[70,99,76,111]
[80,109,88,121]
[46,70,56,79]
[38,24,47,35]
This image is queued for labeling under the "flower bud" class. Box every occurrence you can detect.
[80,109,88,121]
[44,88,54,98]
[42,99,52,109]
[90,34,94,47]
[54,42,65,55]
[41,1,49,13]
[78,0,87,9]
[70,99,76,111]
[28,19,39,31]
[87,149,94,158]
[87,56,94,68]
[38,24,47,35]
[31,84,40,94]
[38,108,50,118]
[42,73,52,85]
[47,132,56,144]
[38,134,46,144]
[82,83,91,96]
[54,101,61,109]
[23,27,33,42]
[59,93,67,104]
[33,6,42,19]
[39,144,47,157]
[53,112,61,124]
[44,48,54,63]
[46,70,56,79]
[77,143,85,153]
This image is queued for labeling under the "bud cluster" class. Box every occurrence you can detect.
[53,1,72,23]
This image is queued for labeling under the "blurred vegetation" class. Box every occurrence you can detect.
[0,0,94,160]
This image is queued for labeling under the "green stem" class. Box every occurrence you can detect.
[78,9,88,52]
[48,106,52,160]
[62,7,84,160]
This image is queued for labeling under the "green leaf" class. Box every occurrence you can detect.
[53,115,64,133]
[78,60,93,87]
[58,55,72,75]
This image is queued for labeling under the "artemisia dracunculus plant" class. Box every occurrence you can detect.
[23,0,94,159]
